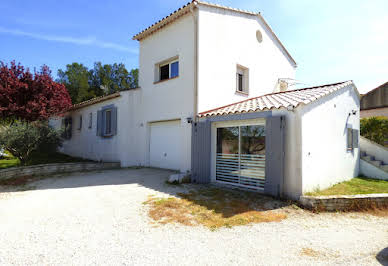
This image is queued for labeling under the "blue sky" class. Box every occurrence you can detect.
[0,0,387,93]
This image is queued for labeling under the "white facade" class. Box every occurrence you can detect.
[197,5,296,112]
[275,84,360,198]
[50,3,363,199]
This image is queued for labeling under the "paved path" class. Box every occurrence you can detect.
[0,168,387,265]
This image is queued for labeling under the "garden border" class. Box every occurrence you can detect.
[0,162,121,181]
[300,194,388,211]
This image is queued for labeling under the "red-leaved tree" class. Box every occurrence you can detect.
[0,61,72,122]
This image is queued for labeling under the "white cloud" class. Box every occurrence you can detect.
[0,26,137,54]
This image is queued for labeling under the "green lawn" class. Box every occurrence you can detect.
[0,158,20,169]
[0,151,92,170]
[306,177,388,196]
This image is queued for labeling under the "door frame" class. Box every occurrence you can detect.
[210,118,266,187]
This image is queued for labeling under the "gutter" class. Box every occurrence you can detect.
[191,2,199,122]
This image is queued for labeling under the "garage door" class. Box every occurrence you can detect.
[150,120,181,170]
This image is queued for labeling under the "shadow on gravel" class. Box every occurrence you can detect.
[0,167,290,213]
[377,247,388,266]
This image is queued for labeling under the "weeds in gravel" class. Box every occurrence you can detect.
[144,187,288,230]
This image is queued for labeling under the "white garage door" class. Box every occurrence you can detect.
[150,120,181,170]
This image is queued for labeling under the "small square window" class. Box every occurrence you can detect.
[236,65,249,94]
[156,57,179,82]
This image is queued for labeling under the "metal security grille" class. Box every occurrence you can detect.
[216,125,266,190]
[216,153,265,190]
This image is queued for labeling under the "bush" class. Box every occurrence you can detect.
[360,116,388,146]
[0,121,62,165]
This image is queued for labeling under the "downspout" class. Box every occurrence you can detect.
[190,2,199,122]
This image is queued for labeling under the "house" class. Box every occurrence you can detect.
[360,82,388,118]
[50,1,360,199]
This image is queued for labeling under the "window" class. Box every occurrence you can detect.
[105,109,112,135]
[97,105,117,138]
[78,115,82,130]
[156,57,179,82]
[61,117,72,139]
[347,127,359,151]
[236,65,249,94]
[88,113,92,129]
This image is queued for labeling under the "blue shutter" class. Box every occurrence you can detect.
[97,110,102,136]
[111,106,117,136]
[264,116,285,197]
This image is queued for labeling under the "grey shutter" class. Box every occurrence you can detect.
[97,110,102,136]
[68,117,72,139]
[191,121,211,184]
[353,129,359,148]
[264,116,285,197]
[111,106,117,136]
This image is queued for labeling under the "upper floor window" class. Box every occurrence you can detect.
[236,65,249,94]
[156,57,179,82]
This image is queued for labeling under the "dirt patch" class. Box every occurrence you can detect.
[300,248,322,257]
[144,187,288,230]
[0,175,35,186]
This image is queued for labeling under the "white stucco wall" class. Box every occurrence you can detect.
[197,5,296,113]
[50,90,141,167]
[272,108,303,199]
[135,13,196,172]
[299,85,360,194]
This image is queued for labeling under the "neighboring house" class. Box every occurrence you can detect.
[50,1,360,199]
[360,82,388,118]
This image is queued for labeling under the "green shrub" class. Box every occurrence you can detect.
[0,121,63,165]
[360,116,388,146]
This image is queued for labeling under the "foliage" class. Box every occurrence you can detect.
[0,61,72,122]
[57,62,138,104]
[305,177,388,196]
[57,63,92,104]
[0,121,62,165]
[360,116,388,145]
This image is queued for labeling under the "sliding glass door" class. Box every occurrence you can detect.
[216,124,266,190]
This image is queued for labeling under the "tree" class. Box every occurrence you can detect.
[57,62,139,104]
[89,62,138,94]
[0,121,63,165]
[57,63,92,104]
[360,116,388,146]
[0,61,72,122]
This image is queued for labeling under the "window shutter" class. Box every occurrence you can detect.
[353,129,359,148]
[97,110,102,136]
[111,106,117,136]
[68,117,72,139]
[264,116,285,197]
[347,128,353,150]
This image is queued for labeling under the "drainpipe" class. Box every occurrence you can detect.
[190,2,199,122]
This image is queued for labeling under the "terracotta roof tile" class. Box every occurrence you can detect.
[199,81,354,117]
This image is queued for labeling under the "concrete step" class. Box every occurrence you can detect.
[381,165,388,172]
[370,160,383,167]
[361,155,374,161]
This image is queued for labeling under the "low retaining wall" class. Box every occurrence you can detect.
[0,162,121,181]
[300,194,388,211]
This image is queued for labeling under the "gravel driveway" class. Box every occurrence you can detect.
[0,168,387,265]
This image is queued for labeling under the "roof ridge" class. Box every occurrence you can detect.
[199,81,352,116]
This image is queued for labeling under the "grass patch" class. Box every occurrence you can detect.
[144,187,287,230]
[0,151,92,170]
[305,177,388,196]
[0,158,20,169]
